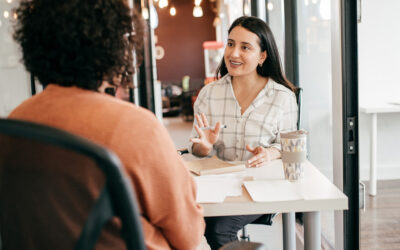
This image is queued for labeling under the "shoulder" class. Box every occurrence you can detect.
[197,74,231,98]
[270,80,296,101]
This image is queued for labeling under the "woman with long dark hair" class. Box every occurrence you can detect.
[189,16,298,249]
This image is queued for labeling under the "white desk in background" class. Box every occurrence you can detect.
[360,102,400,196]
[189,159,348,250]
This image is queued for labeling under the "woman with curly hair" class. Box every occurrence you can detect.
[7,0,204,249]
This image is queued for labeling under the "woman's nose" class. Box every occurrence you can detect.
[229,46,240,58]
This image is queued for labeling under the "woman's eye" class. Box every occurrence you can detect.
[227,42,233,47]
[242,46,249,50]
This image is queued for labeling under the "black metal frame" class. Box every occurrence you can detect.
[341,1,360,249]
[283,0,299,87]
[134,0,156,113]
[0,119,146,250]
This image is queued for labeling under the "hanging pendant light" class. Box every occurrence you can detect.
[169,6,176,16]
[193,5,203,17]
[159,0,168,8]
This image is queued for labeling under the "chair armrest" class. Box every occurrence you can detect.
[219,241,266,250]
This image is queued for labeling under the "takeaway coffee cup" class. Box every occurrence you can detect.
[280,130,308,182]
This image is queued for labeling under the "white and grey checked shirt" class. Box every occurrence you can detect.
[189,74,298,161]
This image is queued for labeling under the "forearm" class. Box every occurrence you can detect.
[191,142,212,157]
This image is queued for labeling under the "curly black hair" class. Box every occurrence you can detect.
[13,0,143,90]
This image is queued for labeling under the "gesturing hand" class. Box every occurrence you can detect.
[246,145,272,168]
[190,113,222,153]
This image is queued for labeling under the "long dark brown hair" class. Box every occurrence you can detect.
[216,16,296,93]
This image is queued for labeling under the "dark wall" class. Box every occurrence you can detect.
[155,0,216,85]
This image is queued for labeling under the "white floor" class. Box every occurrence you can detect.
[163,116,285,250]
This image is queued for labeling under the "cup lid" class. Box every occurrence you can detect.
[280,130,308,139]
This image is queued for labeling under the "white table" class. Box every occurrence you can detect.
[360,103,400,196]
[196,160,348,250]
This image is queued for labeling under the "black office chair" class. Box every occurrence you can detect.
[0,118,145,250]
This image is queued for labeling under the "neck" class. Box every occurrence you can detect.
[231,73,268,92]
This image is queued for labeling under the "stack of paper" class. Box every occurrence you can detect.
[194,173,246,203]
[244,180,304,202]
[185,156,246,176]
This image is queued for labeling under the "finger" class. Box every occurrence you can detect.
[194,124,205,137]
[248,151,266,163]
[201,113,209,127]
[195,114,204,127]
[213,122,221,135]
[254,146,265,155]
[249,157,266,168]
[246,144,255,153]
[190,138,202,144]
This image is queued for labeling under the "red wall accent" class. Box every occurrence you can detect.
[155,0,216,84]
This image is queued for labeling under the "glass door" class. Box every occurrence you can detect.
[295,0,360,249]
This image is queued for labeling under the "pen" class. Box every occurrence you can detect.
[200,124,227,130]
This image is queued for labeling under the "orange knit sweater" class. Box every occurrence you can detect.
[9,84,205,250]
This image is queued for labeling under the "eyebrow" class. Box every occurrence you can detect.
[227,39,254,48]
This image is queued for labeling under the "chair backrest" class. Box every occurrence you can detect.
[0,118,146,250]
[295,87,303,130]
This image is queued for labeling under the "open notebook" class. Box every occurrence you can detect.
[185,156,246,176]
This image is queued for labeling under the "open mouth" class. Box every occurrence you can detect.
[230,60,243,66]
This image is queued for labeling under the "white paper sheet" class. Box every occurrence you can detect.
[194,173,246,203]
[244,180,304,202]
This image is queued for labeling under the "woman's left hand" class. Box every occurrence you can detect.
[246,145,280,168]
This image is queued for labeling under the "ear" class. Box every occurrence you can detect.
[259,50,267,64]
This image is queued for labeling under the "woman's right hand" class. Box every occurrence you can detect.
[190,113,222,156]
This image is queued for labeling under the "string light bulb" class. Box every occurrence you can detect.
[159,0,168,8]
[169,6,176,16]
[193,5,203,17]
[194,0,202,6]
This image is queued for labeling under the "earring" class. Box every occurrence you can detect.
[258,63,263,67]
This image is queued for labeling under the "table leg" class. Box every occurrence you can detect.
[282,212,296,250]
[369,113,377,196]
[304,211,321,250]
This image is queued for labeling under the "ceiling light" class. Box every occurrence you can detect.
[267,3,274,11]
[193,5,203,17]
[159,0,168,8]
[170,6,176,16]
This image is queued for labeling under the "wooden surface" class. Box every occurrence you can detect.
[361,180,400,249]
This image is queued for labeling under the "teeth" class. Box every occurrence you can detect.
[231,61,242,65]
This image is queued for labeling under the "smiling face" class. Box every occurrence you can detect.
[224,26,267,78]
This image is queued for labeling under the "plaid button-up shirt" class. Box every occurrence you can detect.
[189,74,298,161]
